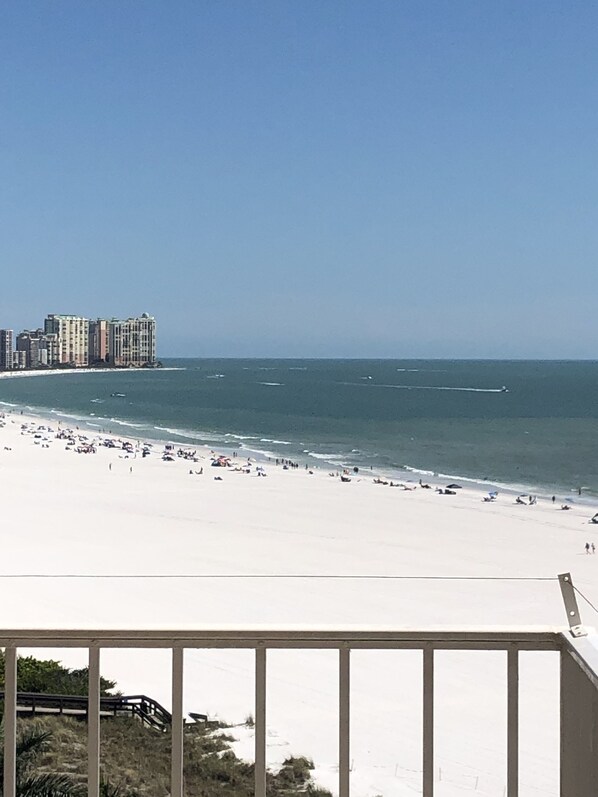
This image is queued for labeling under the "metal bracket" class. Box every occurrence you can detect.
[558,572,587,637]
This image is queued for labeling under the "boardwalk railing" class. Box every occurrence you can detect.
[0,691,172,731]
[2,626,597,797]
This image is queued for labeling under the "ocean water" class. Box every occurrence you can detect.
[1,358,598,496]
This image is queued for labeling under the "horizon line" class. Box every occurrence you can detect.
[158,355,598,362]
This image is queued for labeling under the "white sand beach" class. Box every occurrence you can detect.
[1,410,597,796]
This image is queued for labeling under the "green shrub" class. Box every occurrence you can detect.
[0,652,117,696]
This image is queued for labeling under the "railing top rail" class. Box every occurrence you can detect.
[0,626,564,650]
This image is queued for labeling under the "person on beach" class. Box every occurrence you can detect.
[593,543,596,554]
[585,542,590,554]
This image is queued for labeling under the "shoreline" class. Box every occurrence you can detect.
[0,366,182,379]
[2,402,598,515]
[0,365,595,506]
[3,397,594,509]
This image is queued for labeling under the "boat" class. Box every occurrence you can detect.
[500,386,509,393]
[111,392,126,398]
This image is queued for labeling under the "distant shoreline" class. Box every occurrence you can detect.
[0,366,180,380]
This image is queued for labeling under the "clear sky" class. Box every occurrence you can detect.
[0,1,596,358]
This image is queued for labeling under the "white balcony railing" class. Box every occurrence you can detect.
[1,576,597,797]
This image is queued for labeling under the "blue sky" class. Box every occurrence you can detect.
[0,1,596,357]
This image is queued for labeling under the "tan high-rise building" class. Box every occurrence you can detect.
[89,319,109,364]
[44,315,89,366]
[108,314,156,367]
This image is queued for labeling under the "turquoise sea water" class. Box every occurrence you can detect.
[1,359,598,496]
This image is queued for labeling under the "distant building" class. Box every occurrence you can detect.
[0,329,13,370]
[40,332,60,366]
[89,319,110,364]
[15,329,60,369]
[12,350,27,370]
[108,313,156,367]
[44,315,89,366]
[16,331,41,369]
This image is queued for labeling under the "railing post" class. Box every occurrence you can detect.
[88,645,100,797]
[339,646,351,797]
[507,647,519,797]
[3,645,17,797]
[423,645,434,797]
[560,646,598,796]
[255,645,267,797]
[171,647,184,797]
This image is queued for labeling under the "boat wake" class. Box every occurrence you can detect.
[343,383,508,393]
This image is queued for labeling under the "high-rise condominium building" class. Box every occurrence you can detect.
[89,319,110,364]
[0,329,13,370]
[16,331,41,369]
[41,333,59,366]
[44,315,89,366]
[108,313,156,367]
[12,350,27,369]
[16,329,60,368]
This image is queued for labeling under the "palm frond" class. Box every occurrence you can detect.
[99,781,124,797]
[16,729,52,761]
[16,772,85,797]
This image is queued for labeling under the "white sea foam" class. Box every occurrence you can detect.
[260,438,292,445]
[396,467,533,495]
[257,382,284,386]
[50,410,84,420]
[307,452,347,465]
[239,444,276,459]
[107,418,148,429]
[153,425,224,443]
[403,465,435,476]
[224,434,260,441]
